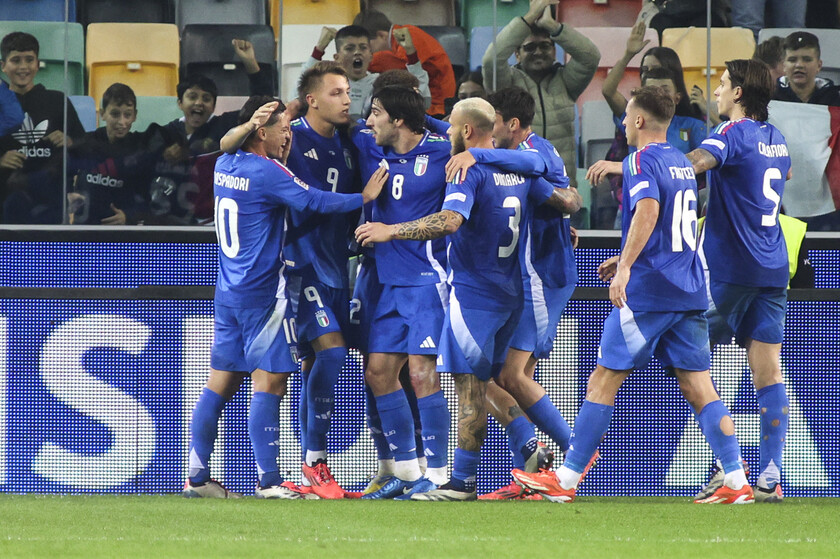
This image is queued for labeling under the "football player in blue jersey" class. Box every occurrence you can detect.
[183,96,386,499]
[357,97,581,501]
[444,87,583,499]
[349,86,452,499]
[685,59,793,504]
[512,86,753,504]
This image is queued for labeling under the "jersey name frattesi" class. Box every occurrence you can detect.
[214,172,251,191]
[668,166,696,180]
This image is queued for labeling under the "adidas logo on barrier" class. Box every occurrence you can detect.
[420,336,436,349]
[304,148,318,160]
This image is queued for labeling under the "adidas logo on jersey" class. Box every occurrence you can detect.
[420,336,436,349]
[86,173,124,188]
[304,148,318,160]
[12,114,48,146]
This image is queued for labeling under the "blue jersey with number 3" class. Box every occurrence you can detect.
[700,119,791,288]
[443,163,554,311]
[213,150,363,308]
[620,143,706,312]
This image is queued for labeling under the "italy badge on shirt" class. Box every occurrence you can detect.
[315,310,330,328]
[414,155,429,176]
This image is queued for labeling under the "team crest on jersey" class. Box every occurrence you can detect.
[414,155,429,176]
[315,310,330,328]
[680,129,689,142]
[344,149,353,169]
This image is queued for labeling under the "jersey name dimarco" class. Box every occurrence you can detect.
[493,172,525,186]
[757,142,789,158]
[214,172,251,191]
[668,166,696,180]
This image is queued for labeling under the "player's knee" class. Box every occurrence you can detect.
[252,371,289,396]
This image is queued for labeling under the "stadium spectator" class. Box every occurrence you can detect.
[301,25,430,120]
[0,31,84,224]
[353,9,455,117]
[773,32,840,106]
[67,83,173,225]
[514,85,752,505]
[754,36,787,82]
[732,0,806,40]
[687,59,792,503]
[482,0,600,189]
[183,96,386,500]
[457,70,486,100]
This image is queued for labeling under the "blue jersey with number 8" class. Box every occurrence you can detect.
[700,119,791,288]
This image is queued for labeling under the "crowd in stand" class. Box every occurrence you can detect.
[1,1,839,229]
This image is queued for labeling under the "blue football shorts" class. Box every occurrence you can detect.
[509,277,575,359]
[210,298,298,374]
[287,268,349,356]
[368,281,449,355]
[597,305,711,373]
[347,255,382,354]
[706,280,787,347]
[437,287,523,381]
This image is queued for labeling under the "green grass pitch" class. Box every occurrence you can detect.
[1,495,838,558]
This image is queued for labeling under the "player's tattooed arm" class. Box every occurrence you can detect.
[686,148,718,174]
[544,186,582,214]
[355,210,464,246]
[454,375,488,452]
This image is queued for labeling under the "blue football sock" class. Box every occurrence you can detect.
[306,346,347,453]
[405,387,424,459]
[505,416,537,470]
[188,388,226,484]
[249,391,282,488]
[450,448,480,492]
[696,399,743,474]
[298,369,309,462]
[756,383,789,485]
[564,400,612,473]
[365,385,392,460]
[417,391,450,469]
[526,394,572,452]
[375,389,416,462]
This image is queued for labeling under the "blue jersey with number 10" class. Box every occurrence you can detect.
[443,163,554,311]
[700,118,791,288]
[620,142,706,312]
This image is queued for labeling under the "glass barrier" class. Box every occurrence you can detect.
[0,1,839,229]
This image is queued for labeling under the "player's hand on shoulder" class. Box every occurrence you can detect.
[362,165,389,204]
[598,255,620,282]
[586,160,622,185]
[445,150,476,183]
[355,220,393,247]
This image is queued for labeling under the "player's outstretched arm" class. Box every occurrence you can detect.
[610,197,658,308]
[543,183,582,214]
[355,209,464,246]
[219,101,280,153]
[586,160,622,185]
[686,148,718,175]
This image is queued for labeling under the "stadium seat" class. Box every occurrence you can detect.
[469,26,563,72]
[181,24,276,97]
[461,0,526,35]
[573,26,658,107]
[77,0,174,26]
[176,0,266,31]
[420,26,467,80]
[86,23,180,103]
[581,100,616,168]
[758,28,840,85]
[0,21,85,96]
[0,0,76,22]
[365,0,455,27]
[132,96,183,132]
[556,0,640,27]
[662,27,756,91]
[270,0,359,32]
[69,95,96,132]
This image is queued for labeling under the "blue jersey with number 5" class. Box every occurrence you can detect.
[621,143,706,312]
[700,119,791,288]
[213,150,363,308]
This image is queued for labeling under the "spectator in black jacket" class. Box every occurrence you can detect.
[773,32,840,106]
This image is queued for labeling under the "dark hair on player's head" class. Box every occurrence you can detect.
[372,69,420,95]
[101,83,136,111]
[297,61,348,103]
[1,32,39,60]
[753,36,786,68]
[487,87,535,128]
[641,66,676,84]
[238,95,285,127]
[371,86,425,134]
[630,85,675,125]
[176,75,218,102]
[353,9,392,34]
[784,31,821,58]
[725,59,773,122]
[641,46,697,118]
[335,25,371,49]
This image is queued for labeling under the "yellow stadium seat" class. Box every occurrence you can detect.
[270,0,360,38]
[86,23,180,103]
[662,27,756,92]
